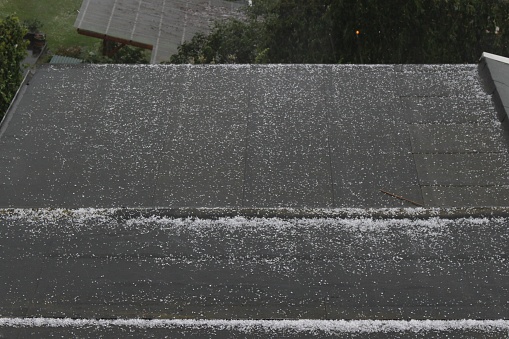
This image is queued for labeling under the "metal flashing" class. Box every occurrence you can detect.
[481,51,509,64]
[478,52,509,128]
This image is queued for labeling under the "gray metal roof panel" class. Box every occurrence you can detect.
[479,53,509,130]
[74,0,245,63]
[49,55,83,64]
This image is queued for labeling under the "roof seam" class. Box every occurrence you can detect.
[105,0,120,36]
[150,0,167,64]
[77,0,91,28]
[130,0,143,41]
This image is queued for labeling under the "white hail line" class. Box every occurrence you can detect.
[130,0,143,40]
[151,0,166,64]
[181,0,189,45]
[77,0,91,28]
[1,319,509,332]
[105,0,120,35]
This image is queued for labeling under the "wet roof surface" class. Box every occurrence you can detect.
[74,0,245,63]
[2,63,509,336]
[0,210,509,337]
[0,63,508,209]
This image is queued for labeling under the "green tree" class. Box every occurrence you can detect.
[168,0,509,64]
[83,42,149,64]
[0,15,27,117]
[328,0,509,63]
[169,19,259,64]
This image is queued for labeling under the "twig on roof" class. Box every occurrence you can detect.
[380,189,423,207]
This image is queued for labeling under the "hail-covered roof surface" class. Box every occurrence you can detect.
[1,209,509,337]
[2,62,509,336]
[1,64,508,209]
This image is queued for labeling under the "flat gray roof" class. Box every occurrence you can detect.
[2,62,509,335]
[1,210,509,333]
[1,63,508,209]
[74,0,245,63]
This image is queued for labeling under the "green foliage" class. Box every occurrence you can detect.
[110,45,148,64]
[0,0,96,50]
[55,42,149,64]
[0,15,27,117]
[254,47,270,64]
[168,0,509,64]
[169,19,259,64]
[327,0,509,63]
[22,18,43,33]
[54,45,82,58]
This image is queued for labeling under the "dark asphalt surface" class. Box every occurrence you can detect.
[2,64,509,209]
[2,62,509,337]
[1,210,508,321]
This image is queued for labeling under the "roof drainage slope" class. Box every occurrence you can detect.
[2,60,509,335]
[1,63,508,210]
[0,209,509,324]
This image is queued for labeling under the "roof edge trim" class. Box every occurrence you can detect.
[479,52,509,130]
[481,52,509,64]
[77,29,153,50]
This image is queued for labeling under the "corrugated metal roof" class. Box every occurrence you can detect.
[49,55,83,64]
[74,0,246,64]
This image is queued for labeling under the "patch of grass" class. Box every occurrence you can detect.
[0,0,97,51]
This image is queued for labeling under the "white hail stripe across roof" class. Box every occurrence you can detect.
[1,318,509,332]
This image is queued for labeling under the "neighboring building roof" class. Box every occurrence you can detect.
[74,0,246,64]
[0,63,507,209]
[49,55,83,64]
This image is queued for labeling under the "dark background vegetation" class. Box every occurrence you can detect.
[0,16,28,116]
[169,0,509,64]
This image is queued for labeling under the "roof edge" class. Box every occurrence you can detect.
[76,29,153,50]
[480,52,509,64]
[478,52,509,129]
